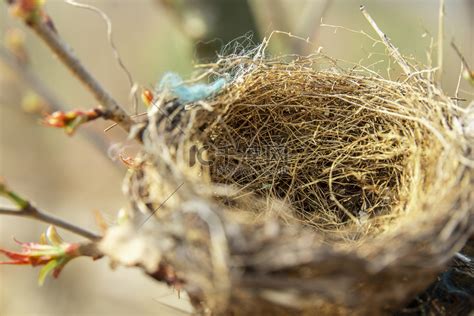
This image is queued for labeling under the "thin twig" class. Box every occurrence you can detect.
[0,180,100,241]
[77,242,103,258]
[454,62,463,107]
[451,41,473,74]
[0,205,101,241]
[64,0,139,114]
[5,0,134,132]
[360,5,412,77]
[295,0,332,55]
[436,0,445,84]
[29,21,132,130]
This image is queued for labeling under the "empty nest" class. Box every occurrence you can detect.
[101,50,474,315]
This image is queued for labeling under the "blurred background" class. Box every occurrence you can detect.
[0,0,472,315]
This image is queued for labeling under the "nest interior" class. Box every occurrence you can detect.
[109,52,473,315]
[189,55,471,246]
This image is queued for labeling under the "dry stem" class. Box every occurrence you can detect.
[436,0,445,84]
[360,5,412,77]
[451,41,473,74]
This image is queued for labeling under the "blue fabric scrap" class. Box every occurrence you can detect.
[157,72,226,104]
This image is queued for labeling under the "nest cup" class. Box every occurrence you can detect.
[107,49,473,315]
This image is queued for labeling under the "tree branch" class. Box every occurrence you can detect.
[0,179,100,241]
[29,21,132,129]
[0,205,101,241]
[5,0,133,132]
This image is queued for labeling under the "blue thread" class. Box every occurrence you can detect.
[157,72,226,104]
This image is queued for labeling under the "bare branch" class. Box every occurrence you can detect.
[29,20,133,130]
[5,0,133,132]
[0,205,101,241]
[0,179,100,241]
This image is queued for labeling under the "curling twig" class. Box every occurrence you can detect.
[360,5,412,77]
[5,0,133,132]
[0,182,100,241]
[64,0,138,114]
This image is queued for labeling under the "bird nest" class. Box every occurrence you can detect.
[100,50,473,315]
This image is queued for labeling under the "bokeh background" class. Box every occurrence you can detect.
[0,0,472,315]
